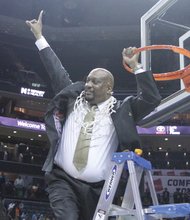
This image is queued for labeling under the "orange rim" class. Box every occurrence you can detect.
[123,45,190,81]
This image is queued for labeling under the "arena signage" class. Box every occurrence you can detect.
[0,116,46,132]
[1,116,190,134]
[20,87,45,97]
[137,126,182,135]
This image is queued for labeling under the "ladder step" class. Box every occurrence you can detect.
[145,203,190,218]
[109,204,136,216]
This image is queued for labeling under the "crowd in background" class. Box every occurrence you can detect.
[0,142,47,166]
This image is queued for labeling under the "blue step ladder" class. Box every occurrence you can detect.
[93,152,190,220]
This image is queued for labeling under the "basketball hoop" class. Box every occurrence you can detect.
[123,45,190,92]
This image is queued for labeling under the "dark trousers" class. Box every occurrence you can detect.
[45,166,104,220]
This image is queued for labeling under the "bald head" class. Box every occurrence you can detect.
[84,68,114,105]
[90,68,114,89]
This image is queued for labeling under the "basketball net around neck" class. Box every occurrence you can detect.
[73,91,117,135]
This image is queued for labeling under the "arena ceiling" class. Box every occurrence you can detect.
[0,0,190,96]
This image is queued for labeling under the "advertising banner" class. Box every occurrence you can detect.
[145,169,190,194]
[0,116,46,132]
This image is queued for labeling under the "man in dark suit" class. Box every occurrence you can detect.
[26,11,161,220]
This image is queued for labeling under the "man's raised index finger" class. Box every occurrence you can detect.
[38,10,43,23]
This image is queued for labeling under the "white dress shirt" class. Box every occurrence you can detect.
[54,98,118,182]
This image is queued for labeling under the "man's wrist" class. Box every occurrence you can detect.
[35,33,42,40]
[132,63,143,72]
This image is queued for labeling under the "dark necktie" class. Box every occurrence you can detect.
[73,105,97,171]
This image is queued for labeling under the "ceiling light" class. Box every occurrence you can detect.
[8,136,11,139]
[13,131,17,134]
[38,134,42,137]
[164,138,168,141]
[178,144,181,147]
[159,147,162,150]
[30,138,34,141]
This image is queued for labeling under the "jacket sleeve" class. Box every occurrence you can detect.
[127,71,162,123]
[39,46,72,95]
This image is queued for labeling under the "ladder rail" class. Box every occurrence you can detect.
[92,161,125,220]
[145,170,159,206]
[127,160,145,220]
[121,165,144,210]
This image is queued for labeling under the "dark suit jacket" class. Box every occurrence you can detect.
[39,46,161,173]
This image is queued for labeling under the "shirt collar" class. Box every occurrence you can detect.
[97,96,113,112]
